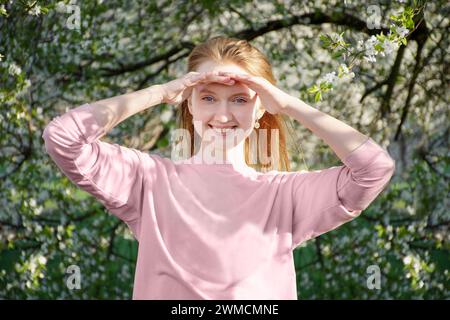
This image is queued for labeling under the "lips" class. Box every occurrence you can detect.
[207,124,238,134]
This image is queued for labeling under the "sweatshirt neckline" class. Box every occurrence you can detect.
[174,157,256,174]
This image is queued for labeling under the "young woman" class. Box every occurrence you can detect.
[42,36,395,299]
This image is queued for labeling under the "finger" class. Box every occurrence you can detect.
[187,72,235,89]
[234,75,251,81]
[184,86,193,98]
[190,71,236,87]
[206,71,230,81]
[193,71,230,82]
[187,72,206,85]
[201,72,235,85]
[218,71,250,79]
[221,73,252,85]
[193,72,206,81]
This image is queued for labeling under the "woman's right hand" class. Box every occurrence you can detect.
[159,71,236,105]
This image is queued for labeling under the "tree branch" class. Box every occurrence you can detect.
[394,20,429,140]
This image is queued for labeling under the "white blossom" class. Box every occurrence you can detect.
[363,35,379,63]
[56,1,68,12]
[160,109,174,124]
[396,25,409,37]
[340,63,350,74]
[380,39,399,56]
[338,63,355,80]
[8,63,22,76]
[28,5,41,16]
[322,71,338,84]
[363,54,377,62]
[357,39,364,50]
[331,33,344,44]
[38,255,47,265]
[403,255,412,264]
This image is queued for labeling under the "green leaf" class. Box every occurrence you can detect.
[406,19,414,29]
[319,34,331,48]
[315,92,321,102]
[374,43,383,51]
[157,136,169,148]
[307,85,319,93]
[390,15,399,21]
[376,33,385,41]
[320,82,332,90]
[319,34,329,42]
[332,50,343,59]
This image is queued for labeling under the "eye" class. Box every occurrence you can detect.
[201,96,214,102]
[234,97,248,104]
[201,96,248,103]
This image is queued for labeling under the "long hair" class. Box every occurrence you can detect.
[176,35,291,172]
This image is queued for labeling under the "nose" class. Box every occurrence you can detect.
[213,101,233,122]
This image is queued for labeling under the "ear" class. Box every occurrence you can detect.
[256,105,265,120]
[254,96,265,120]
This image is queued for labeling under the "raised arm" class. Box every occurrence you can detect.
[41,85,165,239]
[281,96,371,161]
[84,85,165,133]
[283,96,396,249]
[290,137,395,249]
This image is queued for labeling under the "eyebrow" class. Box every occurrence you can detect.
[199,88,251,97]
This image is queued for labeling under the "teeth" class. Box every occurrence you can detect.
[209,125,236,134]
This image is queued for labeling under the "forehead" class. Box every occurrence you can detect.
[196,60,250,75]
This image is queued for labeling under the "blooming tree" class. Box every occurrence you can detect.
[0,0,448,299]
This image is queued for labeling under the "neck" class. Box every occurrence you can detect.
[192,138,247,167]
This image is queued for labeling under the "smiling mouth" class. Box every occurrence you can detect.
[207,124,238,134]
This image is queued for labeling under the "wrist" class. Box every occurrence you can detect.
[148,84,167,105]
[279,94,299,115]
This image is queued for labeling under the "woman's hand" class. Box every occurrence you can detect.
[216,71,293,115]
[160,71,235,105]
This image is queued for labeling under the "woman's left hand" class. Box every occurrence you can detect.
[217,71,293,115]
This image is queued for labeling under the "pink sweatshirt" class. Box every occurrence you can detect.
[42,103,395,299]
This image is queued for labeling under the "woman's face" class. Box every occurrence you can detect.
[188,60,264,148]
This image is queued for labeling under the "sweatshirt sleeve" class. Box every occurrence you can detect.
[42,103,157,241]
[291,137,395,249]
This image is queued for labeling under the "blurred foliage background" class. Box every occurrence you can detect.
[0,0,448,299]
